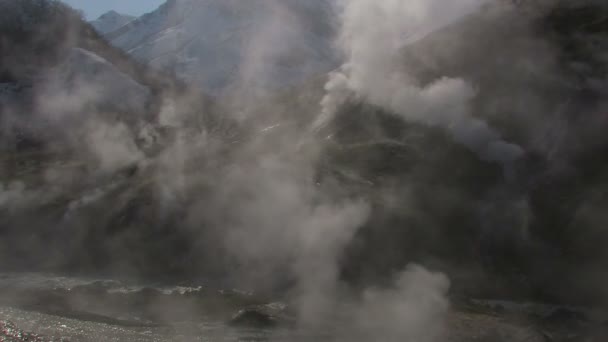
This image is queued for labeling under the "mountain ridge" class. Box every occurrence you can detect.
[101,0,338,92]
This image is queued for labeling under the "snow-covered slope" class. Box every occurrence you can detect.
[90,10,135,35]
[104,0,337,92]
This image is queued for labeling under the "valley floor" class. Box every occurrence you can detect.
[0,273,606,341]
[0,306,568,342]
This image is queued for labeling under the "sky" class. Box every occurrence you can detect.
[61,0,166,20]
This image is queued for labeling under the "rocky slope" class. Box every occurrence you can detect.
[101,0,337,93]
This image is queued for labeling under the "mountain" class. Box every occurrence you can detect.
[90,10,135,35]
[0,0,208,152]
[52,47,151,115]
[3,0,608,314]
[0,0,223,277]
[102,0,338,93]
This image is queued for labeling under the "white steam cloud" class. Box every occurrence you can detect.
[352,265,450,342]
[320,0,524,168]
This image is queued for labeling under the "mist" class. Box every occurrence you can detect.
[1,0,608,340]
[320,0,524,171]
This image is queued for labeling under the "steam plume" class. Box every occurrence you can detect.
[320,0,524,168]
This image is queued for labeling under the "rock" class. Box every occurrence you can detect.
[228,308,278,328]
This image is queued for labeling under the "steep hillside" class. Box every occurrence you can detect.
[102,0,337,93]
[0,0,230,279]
[0,0,218,152]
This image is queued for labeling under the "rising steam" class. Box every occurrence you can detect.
[320,0,524,169]
[10,0,608,338]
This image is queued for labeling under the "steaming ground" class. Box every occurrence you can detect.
[1,272,602,342]
[2,0,608,341]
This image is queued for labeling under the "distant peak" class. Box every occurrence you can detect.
[98,10,134,21]
[91,10,136,35]
[98,10,118,19]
